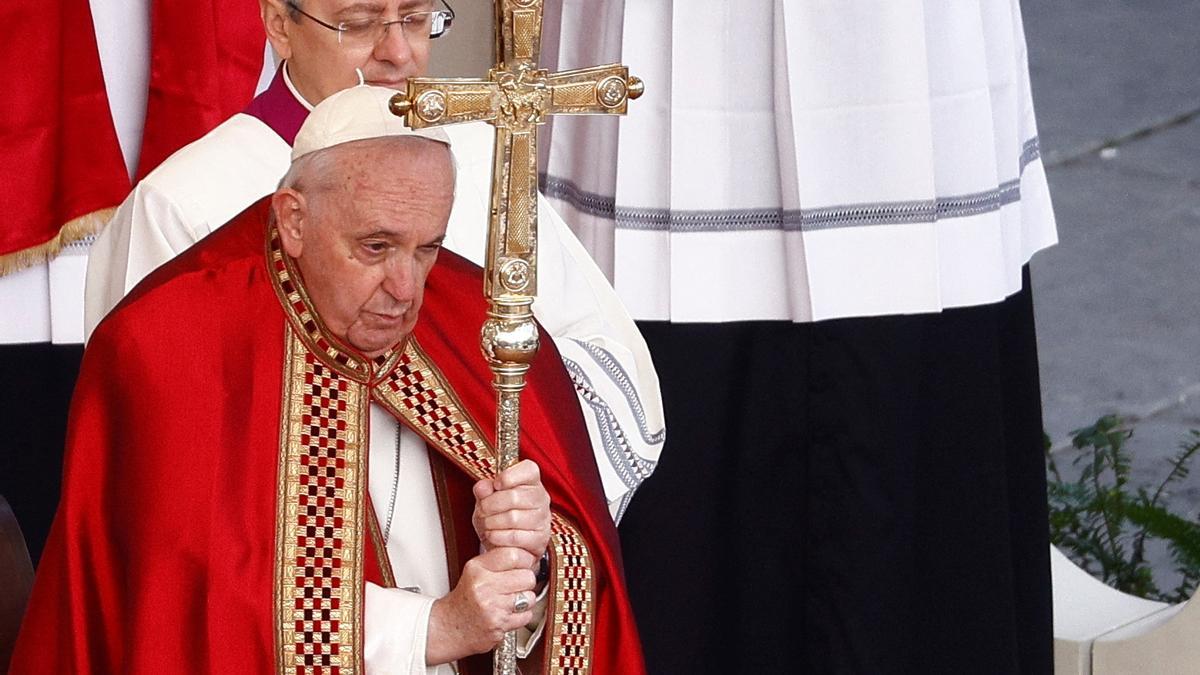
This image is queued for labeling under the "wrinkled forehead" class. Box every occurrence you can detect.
[303,137,454,218]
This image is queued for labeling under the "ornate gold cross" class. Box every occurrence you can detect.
[389,2,641,673]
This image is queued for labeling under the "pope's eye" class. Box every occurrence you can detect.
[363,241,388,254]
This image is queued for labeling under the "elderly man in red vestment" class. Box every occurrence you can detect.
[12,86,644,675]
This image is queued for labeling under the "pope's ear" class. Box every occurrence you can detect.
[261,0,293,60]
[273,189,307,258]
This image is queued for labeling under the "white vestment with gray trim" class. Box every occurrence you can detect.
[540,0,1058,322]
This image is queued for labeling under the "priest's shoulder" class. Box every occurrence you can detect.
[94,199,276,339]
[132,114,290,225]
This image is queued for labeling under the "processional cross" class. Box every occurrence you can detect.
[389,2,642,673]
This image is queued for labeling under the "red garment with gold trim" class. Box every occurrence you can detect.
[0,0,129,271]
[11,198,645,674]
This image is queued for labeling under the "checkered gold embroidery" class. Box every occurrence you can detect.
[547,515,594,675]
[276,330,367,675]
[375,341,596,674]
[377,343,495,481]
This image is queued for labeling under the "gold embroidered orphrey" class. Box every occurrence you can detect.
[277,329,369,675]
[389,4,642,672]
[274,329,599,675]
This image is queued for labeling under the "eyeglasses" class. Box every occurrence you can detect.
[286,1,455,46]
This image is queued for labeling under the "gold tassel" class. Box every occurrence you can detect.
[0,207,117,278]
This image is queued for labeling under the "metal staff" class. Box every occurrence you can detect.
[390,1,642,671]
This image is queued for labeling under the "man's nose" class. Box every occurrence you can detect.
[381,254,417,302]
[373,22,415,68]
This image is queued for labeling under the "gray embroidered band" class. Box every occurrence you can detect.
[568,339,665,447]
[541,137,1041,234]
[561,356,657,514]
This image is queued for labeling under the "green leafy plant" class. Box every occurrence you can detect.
[1046,414,1200,603]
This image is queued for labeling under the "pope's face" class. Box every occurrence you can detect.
[275,0,435,104]
[284,141,454,358]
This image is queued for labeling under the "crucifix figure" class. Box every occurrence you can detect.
[390,4,642,674]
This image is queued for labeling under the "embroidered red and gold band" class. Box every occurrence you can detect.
[276,329,368,675]
[547,515,594,675]
[375,341,597,675]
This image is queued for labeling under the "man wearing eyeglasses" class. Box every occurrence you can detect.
[269,0,452,107]
[84,3,662,542]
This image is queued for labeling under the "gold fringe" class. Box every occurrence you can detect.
[0,207,117,278]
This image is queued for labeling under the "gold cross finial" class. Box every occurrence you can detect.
[390,0,642,300]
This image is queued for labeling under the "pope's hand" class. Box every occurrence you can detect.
[472,459,551,563]
[426,547,538,664]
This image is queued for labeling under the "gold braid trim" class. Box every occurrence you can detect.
[0,207,115,277]
[546,514,594,675]
[373,340,596,674]
[275,329,368,675]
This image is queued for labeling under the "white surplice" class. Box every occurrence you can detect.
[83,67,664,523]
[540,0,1058,323]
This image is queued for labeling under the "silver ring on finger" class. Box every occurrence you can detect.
[513,591,531,613]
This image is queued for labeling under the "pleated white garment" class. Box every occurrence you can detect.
[540,0,1058,323]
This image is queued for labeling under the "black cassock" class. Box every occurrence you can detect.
[619,267,1052,675]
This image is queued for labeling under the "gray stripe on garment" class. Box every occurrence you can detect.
[540,137,1042,233]
[561,357,657,521]
[567,339,666,447]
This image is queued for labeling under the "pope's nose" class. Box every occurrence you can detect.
[380,254,417,304]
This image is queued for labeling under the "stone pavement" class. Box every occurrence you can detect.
[1023,0,1200,587]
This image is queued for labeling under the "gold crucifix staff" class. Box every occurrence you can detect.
[388,1,642,673]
